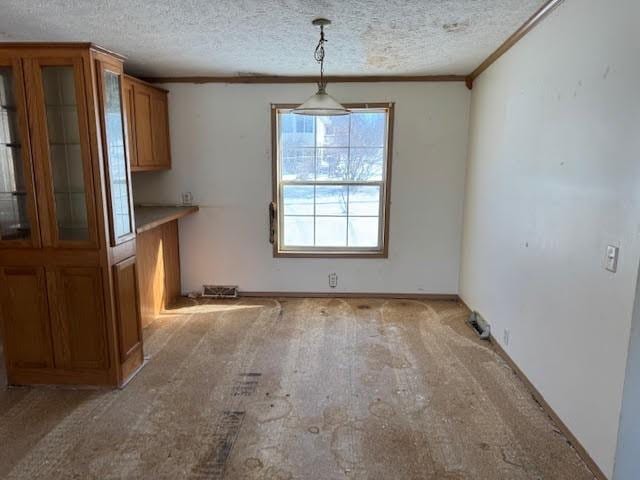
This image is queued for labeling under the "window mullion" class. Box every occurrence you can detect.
[346,113,352,247]
[313,115,317,247]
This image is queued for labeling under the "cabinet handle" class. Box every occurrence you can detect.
[268,202,277,244]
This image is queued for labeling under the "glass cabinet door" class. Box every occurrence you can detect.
[41,66,88,242]
[0,62,38,246]
[101,68,133,244]
[30,58,97,247]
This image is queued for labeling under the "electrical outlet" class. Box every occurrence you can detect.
[503,328,510,346]
[181,192,193,205]
[328,273,338,288]
[605,245,619,273]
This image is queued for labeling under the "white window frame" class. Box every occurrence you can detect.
[270,103,394,258]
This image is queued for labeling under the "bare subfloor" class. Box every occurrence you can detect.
[0,298,594,479]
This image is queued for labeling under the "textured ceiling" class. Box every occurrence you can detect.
[0,0,546,77]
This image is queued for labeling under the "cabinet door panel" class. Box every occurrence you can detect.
[113,256,142,363]
[26,57,98,248]
[133,85,154,167]
[0,266,53,369]
[50,266,108,370]
[136,227,165,328]
[0,60,40,247]
[151,92,170,168]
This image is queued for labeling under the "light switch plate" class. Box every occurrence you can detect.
[181,192,193,205]
[606,245,619,273]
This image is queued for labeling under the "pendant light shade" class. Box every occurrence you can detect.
[293,18,349,117]
[293,85,350,116]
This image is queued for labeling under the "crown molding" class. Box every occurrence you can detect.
[140,74,467,84]
[466,0,566,88]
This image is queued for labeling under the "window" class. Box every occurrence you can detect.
[272,103,393,257]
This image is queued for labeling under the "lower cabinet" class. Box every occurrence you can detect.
[0,260,143,387]
[0,267,54,370]
[136,220,181,327]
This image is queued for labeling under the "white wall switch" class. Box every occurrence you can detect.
[605,245,619,273]
[328,273,338,288]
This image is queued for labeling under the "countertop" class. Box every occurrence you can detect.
[134,205,199,234]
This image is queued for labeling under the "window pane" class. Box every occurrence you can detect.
[316,115,349,147]
[348,217,379,247]
[316,148,348,181]
[316,217,346,247]
[349,148,384,181]
[280,113,314,148]
[282,147,314,181]
[283,185,314,215]
[348,186,380,216]
[350,112,385,147]
[316,186,347,216]
[284,216,314,246]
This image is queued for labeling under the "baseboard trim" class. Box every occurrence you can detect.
[489,335,607,480]
[238,291,459,301]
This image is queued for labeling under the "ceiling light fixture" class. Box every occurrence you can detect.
[293,18,350,116]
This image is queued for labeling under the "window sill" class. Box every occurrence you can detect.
[274,249,388,259]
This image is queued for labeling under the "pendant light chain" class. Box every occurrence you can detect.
[292,18,349,116]
[314,25,327,91]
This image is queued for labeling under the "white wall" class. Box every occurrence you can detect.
[133,82,470,294]
[459,0,640,477]
[615,268,640,479]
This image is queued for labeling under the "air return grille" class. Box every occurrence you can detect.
[202,285,238,299]
[466,311,490,340]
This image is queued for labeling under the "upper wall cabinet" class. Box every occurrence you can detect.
[123,76,171,171]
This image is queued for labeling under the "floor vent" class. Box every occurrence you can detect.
[202,285,239,299]
[467,311,490,340]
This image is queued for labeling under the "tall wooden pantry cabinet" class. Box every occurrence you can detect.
[0,43,143,387]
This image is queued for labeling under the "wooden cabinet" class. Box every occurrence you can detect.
[136,220,181,328]
[0,44,144,387]
[124,76,171,171]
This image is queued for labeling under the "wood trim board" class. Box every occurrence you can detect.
[466,0,566,86]
[238,292,459,301]
[140,74,467,84]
